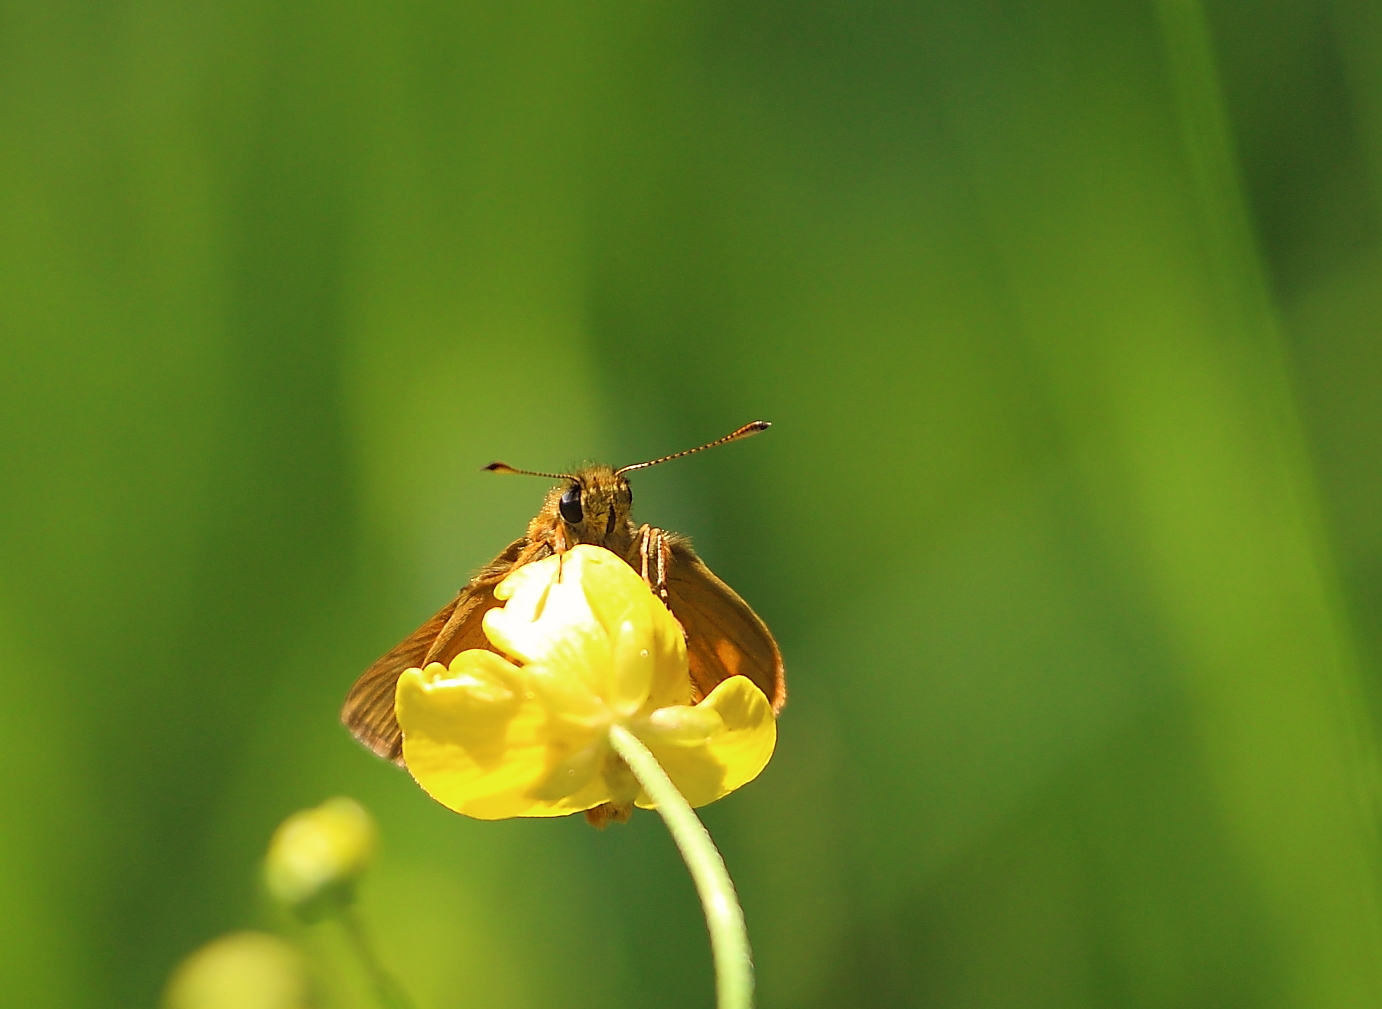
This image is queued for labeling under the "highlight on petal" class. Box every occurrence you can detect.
[485,555,613,696]
[635,677,777,810]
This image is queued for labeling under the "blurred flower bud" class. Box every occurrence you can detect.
[264,797,376,919]
[163,931,311,1009]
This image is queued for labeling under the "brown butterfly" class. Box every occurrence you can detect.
[341,421,786,820]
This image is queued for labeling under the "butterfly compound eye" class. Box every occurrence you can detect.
[559,484,583,524]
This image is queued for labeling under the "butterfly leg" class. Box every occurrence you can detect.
[635,524,653,583]
[552,523,569,579]
[654,529,670,601]
[634,524,672,602]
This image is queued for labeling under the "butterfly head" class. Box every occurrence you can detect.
[551,465,635,547]
[482,421,771,551]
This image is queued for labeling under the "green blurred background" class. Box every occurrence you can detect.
[4,0,1382,1005]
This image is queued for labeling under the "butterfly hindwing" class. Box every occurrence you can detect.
[663,538,786,713]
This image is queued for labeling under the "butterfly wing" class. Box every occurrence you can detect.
[663,539,786,713]
[341,537,527,763]
[341,594,464,763]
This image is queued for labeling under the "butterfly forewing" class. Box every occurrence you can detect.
[341,594,460,762]
[341,537,526,763]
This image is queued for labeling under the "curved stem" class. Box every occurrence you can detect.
[607,724,754,1009]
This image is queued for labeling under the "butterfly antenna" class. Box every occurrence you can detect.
[483,462,574,480]
[615,420,771,475]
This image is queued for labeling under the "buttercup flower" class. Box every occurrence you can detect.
[395,544,776,820]
[163,932,310,1009]
[264,797,376,917]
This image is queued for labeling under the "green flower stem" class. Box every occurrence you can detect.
[607,724,754,1009]
[335,905,418,1009]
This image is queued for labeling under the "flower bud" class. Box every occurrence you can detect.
[162,931,310,1009]
[264,797,376,919]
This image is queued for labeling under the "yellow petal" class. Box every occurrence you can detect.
[571,545,689,714]
[395,654,519,764]
[485,549,615,699]
[641,704,724,745]
[630,593,691,715]
[578,547,688,714]
[395,653,553,819]
[396,650,618,819]
[485,546,688,716]
[634,676,777,809]
[576,548,665,713]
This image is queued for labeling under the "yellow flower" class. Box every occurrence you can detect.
[395,544,776,820]
[163,932,311,1009]
[264,797,376,917]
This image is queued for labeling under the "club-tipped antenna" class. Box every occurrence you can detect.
[615,420,772,476]
[482,461,575,480]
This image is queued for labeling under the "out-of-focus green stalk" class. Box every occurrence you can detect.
[608,724,754,1009]
[1149,2,1382,1003]
[336,906,418,1009]
[1152,0,1275,323]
